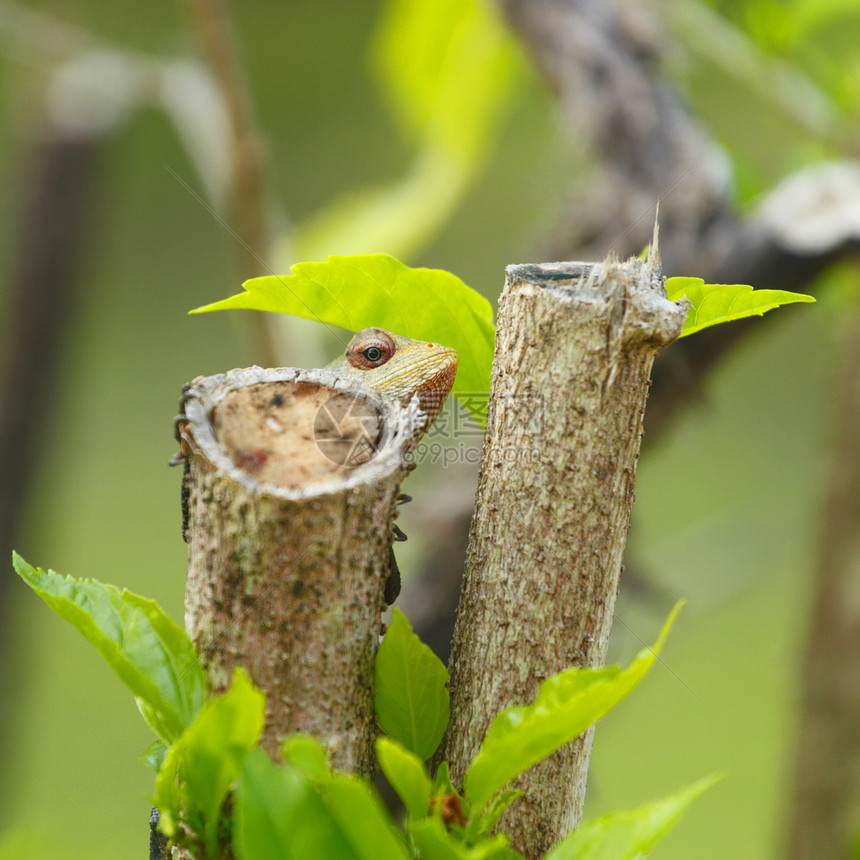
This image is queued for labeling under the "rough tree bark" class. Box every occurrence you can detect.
[441,254,687,859]
[175,366,420,773]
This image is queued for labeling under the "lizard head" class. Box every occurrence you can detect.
[328,327,458,427]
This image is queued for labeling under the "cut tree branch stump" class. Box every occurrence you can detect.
[441,253,687,859]
[175,366,420,774]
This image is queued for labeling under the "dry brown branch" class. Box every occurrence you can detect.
[441,255,686,858]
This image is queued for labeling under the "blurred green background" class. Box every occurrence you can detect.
[0,0,857,857]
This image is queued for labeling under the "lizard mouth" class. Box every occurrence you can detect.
[412,348,458,425]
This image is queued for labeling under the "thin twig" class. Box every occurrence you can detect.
[184,0,278,367]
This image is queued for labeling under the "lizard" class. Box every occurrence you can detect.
[326,327,459,603]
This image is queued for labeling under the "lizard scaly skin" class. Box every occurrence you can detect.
[326,327,458,432]
[327,327,458,603]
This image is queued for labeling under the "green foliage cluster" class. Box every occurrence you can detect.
[193,254,495,424]
[13,555,713,860]
[196,253,814,427]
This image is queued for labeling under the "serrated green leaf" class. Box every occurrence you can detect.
[375,608,450,761]
[12,553,206,743]
[666,277,815,338]
[464,602,684,813]
[544,774,721,860]
[191,253,494,426]
[154,667,264,856]
[235,749,410,860]
[376,736,433,819]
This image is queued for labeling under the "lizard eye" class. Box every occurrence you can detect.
[345,329,396,370]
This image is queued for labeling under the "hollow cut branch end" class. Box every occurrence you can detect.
[177,366,415,773]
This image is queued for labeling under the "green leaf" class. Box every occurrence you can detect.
[433,760,456,795]
[314,772,411,860]
[236,750,354,860]
[154,667,265,856]
[282,733,329,780]
[666,277,815,338]
[376,736,433,819]
[464,602,684,813]
[235,749,410,860]
[410,816,517,860]
[543,774,721,860]
[12,553,206,743]
[375,608,450,761]
[140,739,167,772]
[472,788,524,839]
[191,253,495,426]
